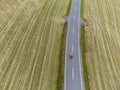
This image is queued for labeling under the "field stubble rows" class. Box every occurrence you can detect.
[0,0,70,90]
[84,0,120,90]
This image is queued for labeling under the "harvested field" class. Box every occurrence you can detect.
[84,0,120,90]
[0,0,70,90]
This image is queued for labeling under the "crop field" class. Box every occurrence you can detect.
[84,0,120,90]
[0,0,70,90]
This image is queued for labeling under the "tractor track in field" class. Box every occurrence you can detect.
[84,0,120,89]
[0,0,71,90]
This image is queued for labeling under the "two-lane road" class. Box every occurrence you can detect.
[64,0,84,90]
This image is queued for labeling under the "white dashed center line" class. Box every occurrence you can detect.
[72,68,74,80]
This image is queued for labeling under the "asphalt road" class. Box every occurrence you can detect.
[64,0,84,90]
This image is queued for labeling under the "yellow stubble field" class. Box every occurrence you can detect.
[84,0,120,90]
[0,0,70,90]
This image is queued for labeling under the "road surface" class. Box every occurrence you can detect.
[64,0,84,90]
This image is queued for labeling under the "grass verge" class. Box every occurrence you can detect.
[56,0,72,90]
[80,0,90,90]
[56,22,67,90]
[81,25,90,90]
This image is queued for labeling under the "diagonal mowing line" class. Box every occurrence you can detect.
[25,3,54,90]
[0,0,30,36]
[21,0,56,90]
[43,1,63,90]
[27,1,59,90]
[7,4,46,90]
[2,4,43,90]
[37,1,60,90]
[39,0,63,89]
[105,0,120,84]
[86,0,120,89]
[6,0,46,88]
[0,4,34,69]
[101,0,120,86]
[0,25,23,81]
[0,0,31,55]
[0,1,40,69]
[109,0,120,48]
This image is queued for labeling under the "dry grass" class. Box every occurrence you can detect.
[0,0,70,90]
[84,0,120,90]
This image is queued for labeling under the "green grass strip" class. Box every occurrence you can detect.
[56,0,72,90]
[80,0,90,90]
[56,22,67,90]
